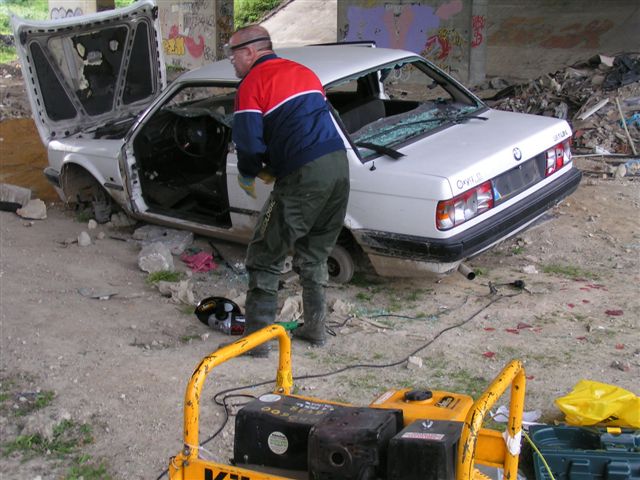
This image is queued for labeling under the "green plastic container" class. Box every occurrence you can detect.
[529,425,640,480]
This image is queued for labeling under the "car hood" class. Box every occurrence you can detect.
[11,0,165,144]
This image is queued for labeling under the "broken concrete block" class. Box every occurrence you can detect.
[406,356,423,370]
[16,199,46,219]
[0,183,31,206]
[138,242,174,273]
[157,279,194,305]
[133,225,194,255]
[330,298,353,317]
[77,231,92,247]
[278,294,303,322]
[109,212,136,228]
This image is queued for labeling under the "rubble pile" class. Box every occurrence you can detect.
[479,53,640,156]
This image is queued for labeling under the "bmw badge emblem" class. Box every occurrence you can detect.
[513,147,522,161]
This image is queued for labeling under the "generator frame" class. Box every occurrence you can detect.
[168,325,526,480]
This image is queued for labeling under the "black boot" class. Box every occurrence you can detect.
[292,286,327,346]
[219,290,277,358]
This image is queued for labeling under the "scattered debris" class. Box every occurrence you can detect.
[406,356,423,369]
[108,211,137,228]
[0,182,31,205]
[77,287,118,300]
[137,242,174,273]
[132,225,194,255]
[156,279,194,305]
[477,52,640,167]
[16,198,46,219]
[277,295,303,322]
[77,231,91,247]
[181,251,217,272]
[330,298,353,317]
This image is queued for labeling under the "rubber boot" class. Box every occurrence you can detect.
[292,286,327,346]
[219,291,277,358]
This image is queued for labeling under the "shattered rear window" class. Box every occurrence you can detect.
[327,58,483,160]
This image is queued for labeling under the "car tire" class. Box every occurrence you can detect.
[327,244,354,284]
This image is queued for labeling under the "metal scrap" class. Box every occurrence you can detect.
[475,52,640,164]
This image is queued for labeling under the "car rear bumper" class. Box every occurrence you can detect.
[353,166,582,264]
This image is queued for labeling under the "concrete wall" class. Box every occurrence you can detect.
[48,0,114,19]
[337,0,476,82]
[337,0,640,83]
[486,0,640,81]
[157,0,233,70]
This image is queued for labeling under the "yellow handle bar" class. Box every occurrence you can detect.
[181,325,293,462]
[456,359,526,480]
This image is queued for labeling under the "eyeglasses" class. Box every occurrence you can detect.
[223,37,270,58]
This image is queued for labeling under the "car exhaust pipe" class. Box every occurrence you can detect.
[458,262,476,280]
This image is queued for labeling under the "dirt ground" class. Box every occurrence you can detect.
[1,59,639,479]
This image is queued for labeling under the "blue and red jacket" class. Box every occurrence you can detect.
[233,54,346,179]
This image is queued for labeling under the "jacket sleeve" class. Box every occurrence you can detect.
[233,81,267,178]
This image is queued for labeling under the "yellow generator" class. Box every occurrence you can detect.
[169,325,526,480]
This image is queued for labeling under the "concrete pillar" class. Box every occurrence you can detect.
[48,0,114,19]
[468,0,487,85]
[156,0,233,70]
[337,0,472,81]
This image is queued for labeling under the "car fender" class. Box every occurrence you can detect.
[57,152,129,210]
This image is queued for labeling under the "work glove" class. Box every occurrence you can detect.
[237,174,256,198]
[257,169,275,185]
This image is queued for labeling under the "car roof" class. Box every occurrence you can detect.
[178,46,420,85]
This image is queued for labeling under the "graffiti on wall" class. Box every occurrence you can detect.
[489,17,614,49]
[341,1,476,73]
[471,15,485,48]
[160,1,232,69]
[50,7,84,19]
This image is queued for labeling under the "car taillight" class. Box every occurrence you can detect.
[437,180,494,230]
[545,139,572,176]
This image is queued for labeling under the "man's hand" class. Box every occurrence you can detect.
[237,174,256,198]
[257,169,275,184]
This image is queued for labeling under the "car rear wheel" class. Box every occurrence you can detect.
[327,244,354,284]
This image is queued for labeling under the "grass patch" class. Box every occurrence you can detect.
[3,419,93,458]
[355,291,373,302]
[542,264,598,280]
[65,454,111,480]
[180,334,201,343]
[75,209,93,223]
[145,270,183,284]
[0,0,48,36]
[0,387,55,417]
[234,0,282,28]
[0,44,16,63]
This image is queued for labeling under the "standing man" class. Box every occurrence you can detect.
[226,25,350,357]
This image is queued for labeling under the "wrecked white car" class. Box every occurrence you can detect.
[13,0,581,283]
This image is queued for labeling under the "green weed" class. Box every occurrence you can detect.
[180,334,201,343]
[65,454,111,480]
[6,390,56,417]
[512,246,524,255]
[145,270,183,284]
[474,267,487,276]
[0,1,48,35]
[3,420,92,458]
[355,291,373,302]
[75,209,93,223]
[542,264,598,280]
[234,0,283,28]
